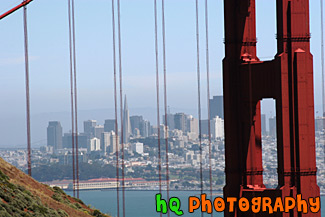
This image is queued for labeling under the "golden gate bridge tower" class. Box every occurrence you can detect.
[223,0,320,216]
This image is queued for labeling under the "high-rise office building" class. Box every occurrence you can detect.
[123,95,131,143]
[209,95,224,119]
[47,121,63,151]
[211,116,224,139]
[109,131,120,154]
[163,113,175,131]
[140,120,151,137]
[101,132,111,153]
[84,120,97,138]
[269,116,277,138]
[104,119,116,132]
[200,120,208,135]
[93,125,104,139]
[130,115,143,134]
[62,133,88,149]
[174,113,186,132]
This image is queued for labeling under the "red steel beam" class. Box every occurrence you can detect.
[0,0,33,20]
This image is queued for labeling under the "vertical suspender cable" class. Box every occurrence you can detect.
[154,2,163,217]
[67,0,76,198]
[117,0,126,216]
[321,0,325,170]
[111,0,120,216]
[204,0,213,215]
[23,2,32,177]
[71,0,80,199]
[161,2,170,217]
[195,2,204,217]
[321,0,325,111]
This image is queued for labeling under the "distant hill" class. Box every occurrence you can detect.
[0,157,110,217]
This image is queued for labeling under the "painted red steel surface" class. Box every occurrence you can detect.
[223,0,320,216]
[0,0,33,20]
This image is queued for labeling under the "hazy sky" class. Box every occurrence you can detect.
[0,0,324,146]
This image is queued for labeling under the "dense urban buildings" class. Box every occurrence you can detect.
[2,95,323,192]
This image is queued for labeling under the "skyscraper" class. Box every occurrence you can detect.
[110,131,120,154]
[200,119,209,135]
[130,115,143,134]
[174,113,186,132]
[104,119,116,132]
[84,120,97,137]
[84,120,97,139]
[100,132,112,153]
[47,121,63,151]
[123,95,131,143]
[211,116,224,139]
[269,116,277,138]
[163,113,175,131]
[93,125,104,139]
[140,120,151,137]
[209,95,224,119]
[101,132,111,153]
[62,133,88,149]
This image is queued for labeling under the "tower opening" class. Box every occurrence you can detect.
[261,98,278,188]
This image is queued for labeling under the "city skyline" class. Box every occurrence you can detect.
[0,92,282,147]
[1,1,325,148]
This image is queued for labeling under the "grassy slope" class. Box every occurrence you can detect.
[0,157,110,217]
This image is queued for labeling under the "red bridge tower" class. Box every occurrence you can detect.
[223,0,320,216]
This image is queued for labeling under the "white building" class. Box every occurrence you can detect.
[88,138,101,152]
[211,116,224,139]
[131,142,144,154]
[109,131,120,154]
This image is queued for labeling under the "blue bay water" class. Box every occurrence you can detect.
[67,190,324,217]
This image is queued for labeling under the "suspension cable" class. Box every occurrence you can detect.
[23,2,32,177]
[71,0,80,199]
[154,1,163,217]
[161,1,170,216]
[67,0,76,198]
[111,0,120,216]
[195,1,204,217]
[117,0,126,216]
[322,0,325,117]
[321,0,325,175]
[204,0,213,215]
